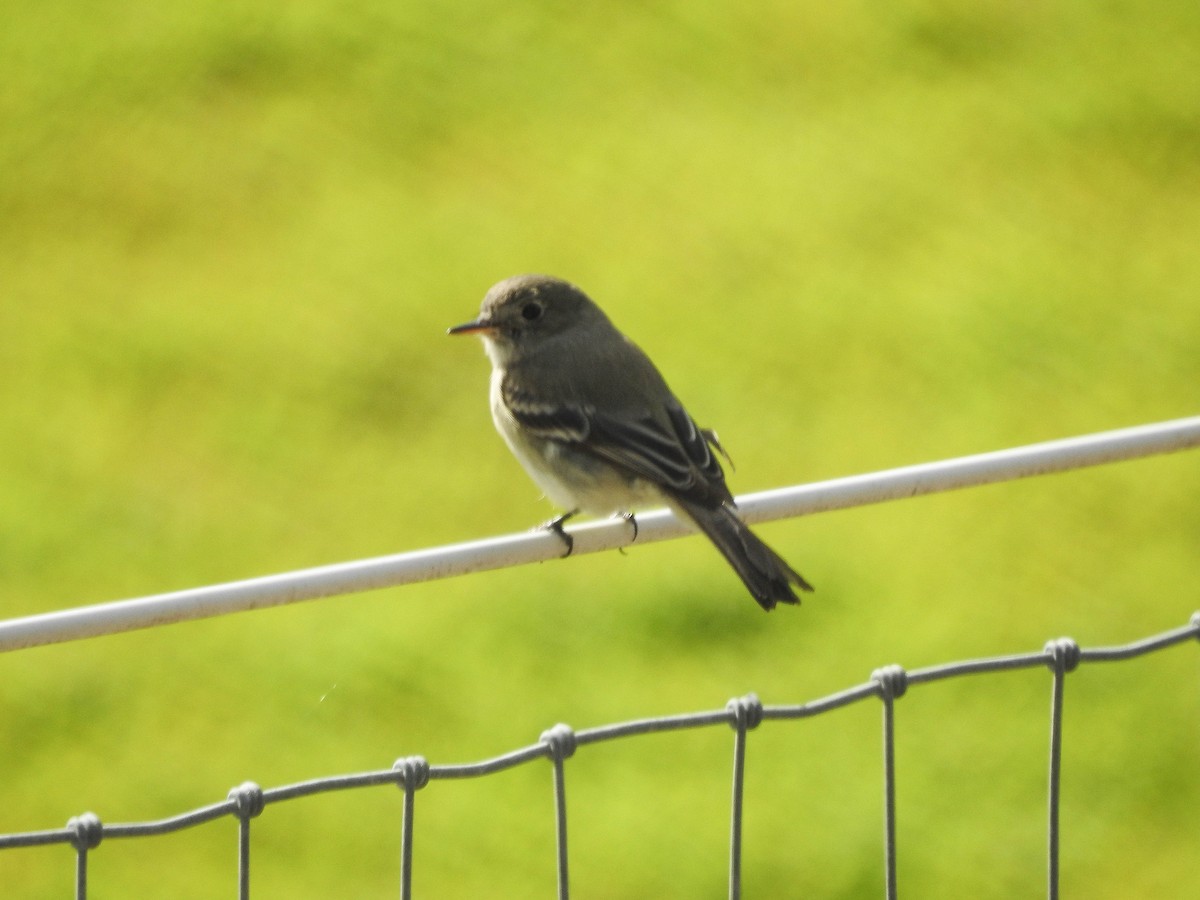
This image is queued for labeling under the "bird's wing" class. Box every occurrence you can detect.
[502,379,731,505]
[499,385,592,443]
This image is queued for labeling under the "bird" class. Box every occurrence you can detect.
[448,274,813,610]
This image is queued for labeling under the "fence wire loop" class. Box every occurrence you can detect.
[393,756,431,792]
[540,724,578,763]
[726,693,764,731]
[871,664,909,701]
[1044,638,1082,674]
[227,782,265,821]
[66,813,102,852]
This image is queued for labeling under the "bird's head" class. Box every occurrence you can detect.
[448,274,611,366]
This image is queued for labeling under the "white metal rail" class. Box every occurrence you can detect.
[1,415,1198,652]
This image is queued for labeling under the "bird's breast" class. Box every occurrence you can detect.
[488,369,659,515]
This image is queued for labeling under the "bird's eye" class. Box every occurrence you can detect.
[521,301,543,321]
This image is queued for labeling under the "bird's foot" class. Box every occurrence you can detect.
[619,513,638,542]
[541,510,578,558]
[612,511,640,556]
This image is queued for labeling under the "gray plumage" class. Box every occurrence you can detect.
[449,274,813,610]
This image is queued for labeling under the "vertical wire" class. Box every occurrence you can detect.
[227,782,263,900]
[74,846,88,900]
[393,757,429,900]
[539,726,576,900]
[551,757,570,900]
[237,817,251,900]
[871,665,906,900]
[725,694,762,900]
[882,694,898,900]
[728,723,748,900]
[400,783,415,900]
[1047,665,1066,900]
[1044,638,1078,900]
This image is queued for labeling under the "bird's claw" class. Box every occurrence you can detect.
[613,512,638,555]
[541,510,578,558]
[619,511,638,541]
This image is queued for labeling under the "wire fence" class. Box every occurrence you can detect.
[2,416,1199,898]
[0,615,1197,899]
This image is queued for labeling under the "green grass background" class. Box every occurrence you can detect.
[2,1,1198,896]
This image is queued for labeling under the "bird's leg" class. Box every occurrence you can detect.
[541,509,579,557]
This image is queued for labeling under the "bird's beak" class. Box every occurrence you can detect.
[447,317,496,336]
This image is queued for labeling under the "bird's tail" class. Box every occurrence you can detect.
[672,499,814,611]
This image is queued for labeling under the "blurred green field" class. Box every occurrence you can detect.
[2,1,1198,897]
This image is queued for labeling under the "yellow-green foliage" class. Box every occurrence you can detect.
[2,2,1197,897]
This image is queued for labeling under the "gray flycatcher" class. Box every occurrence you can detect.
[449,274,813,610]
